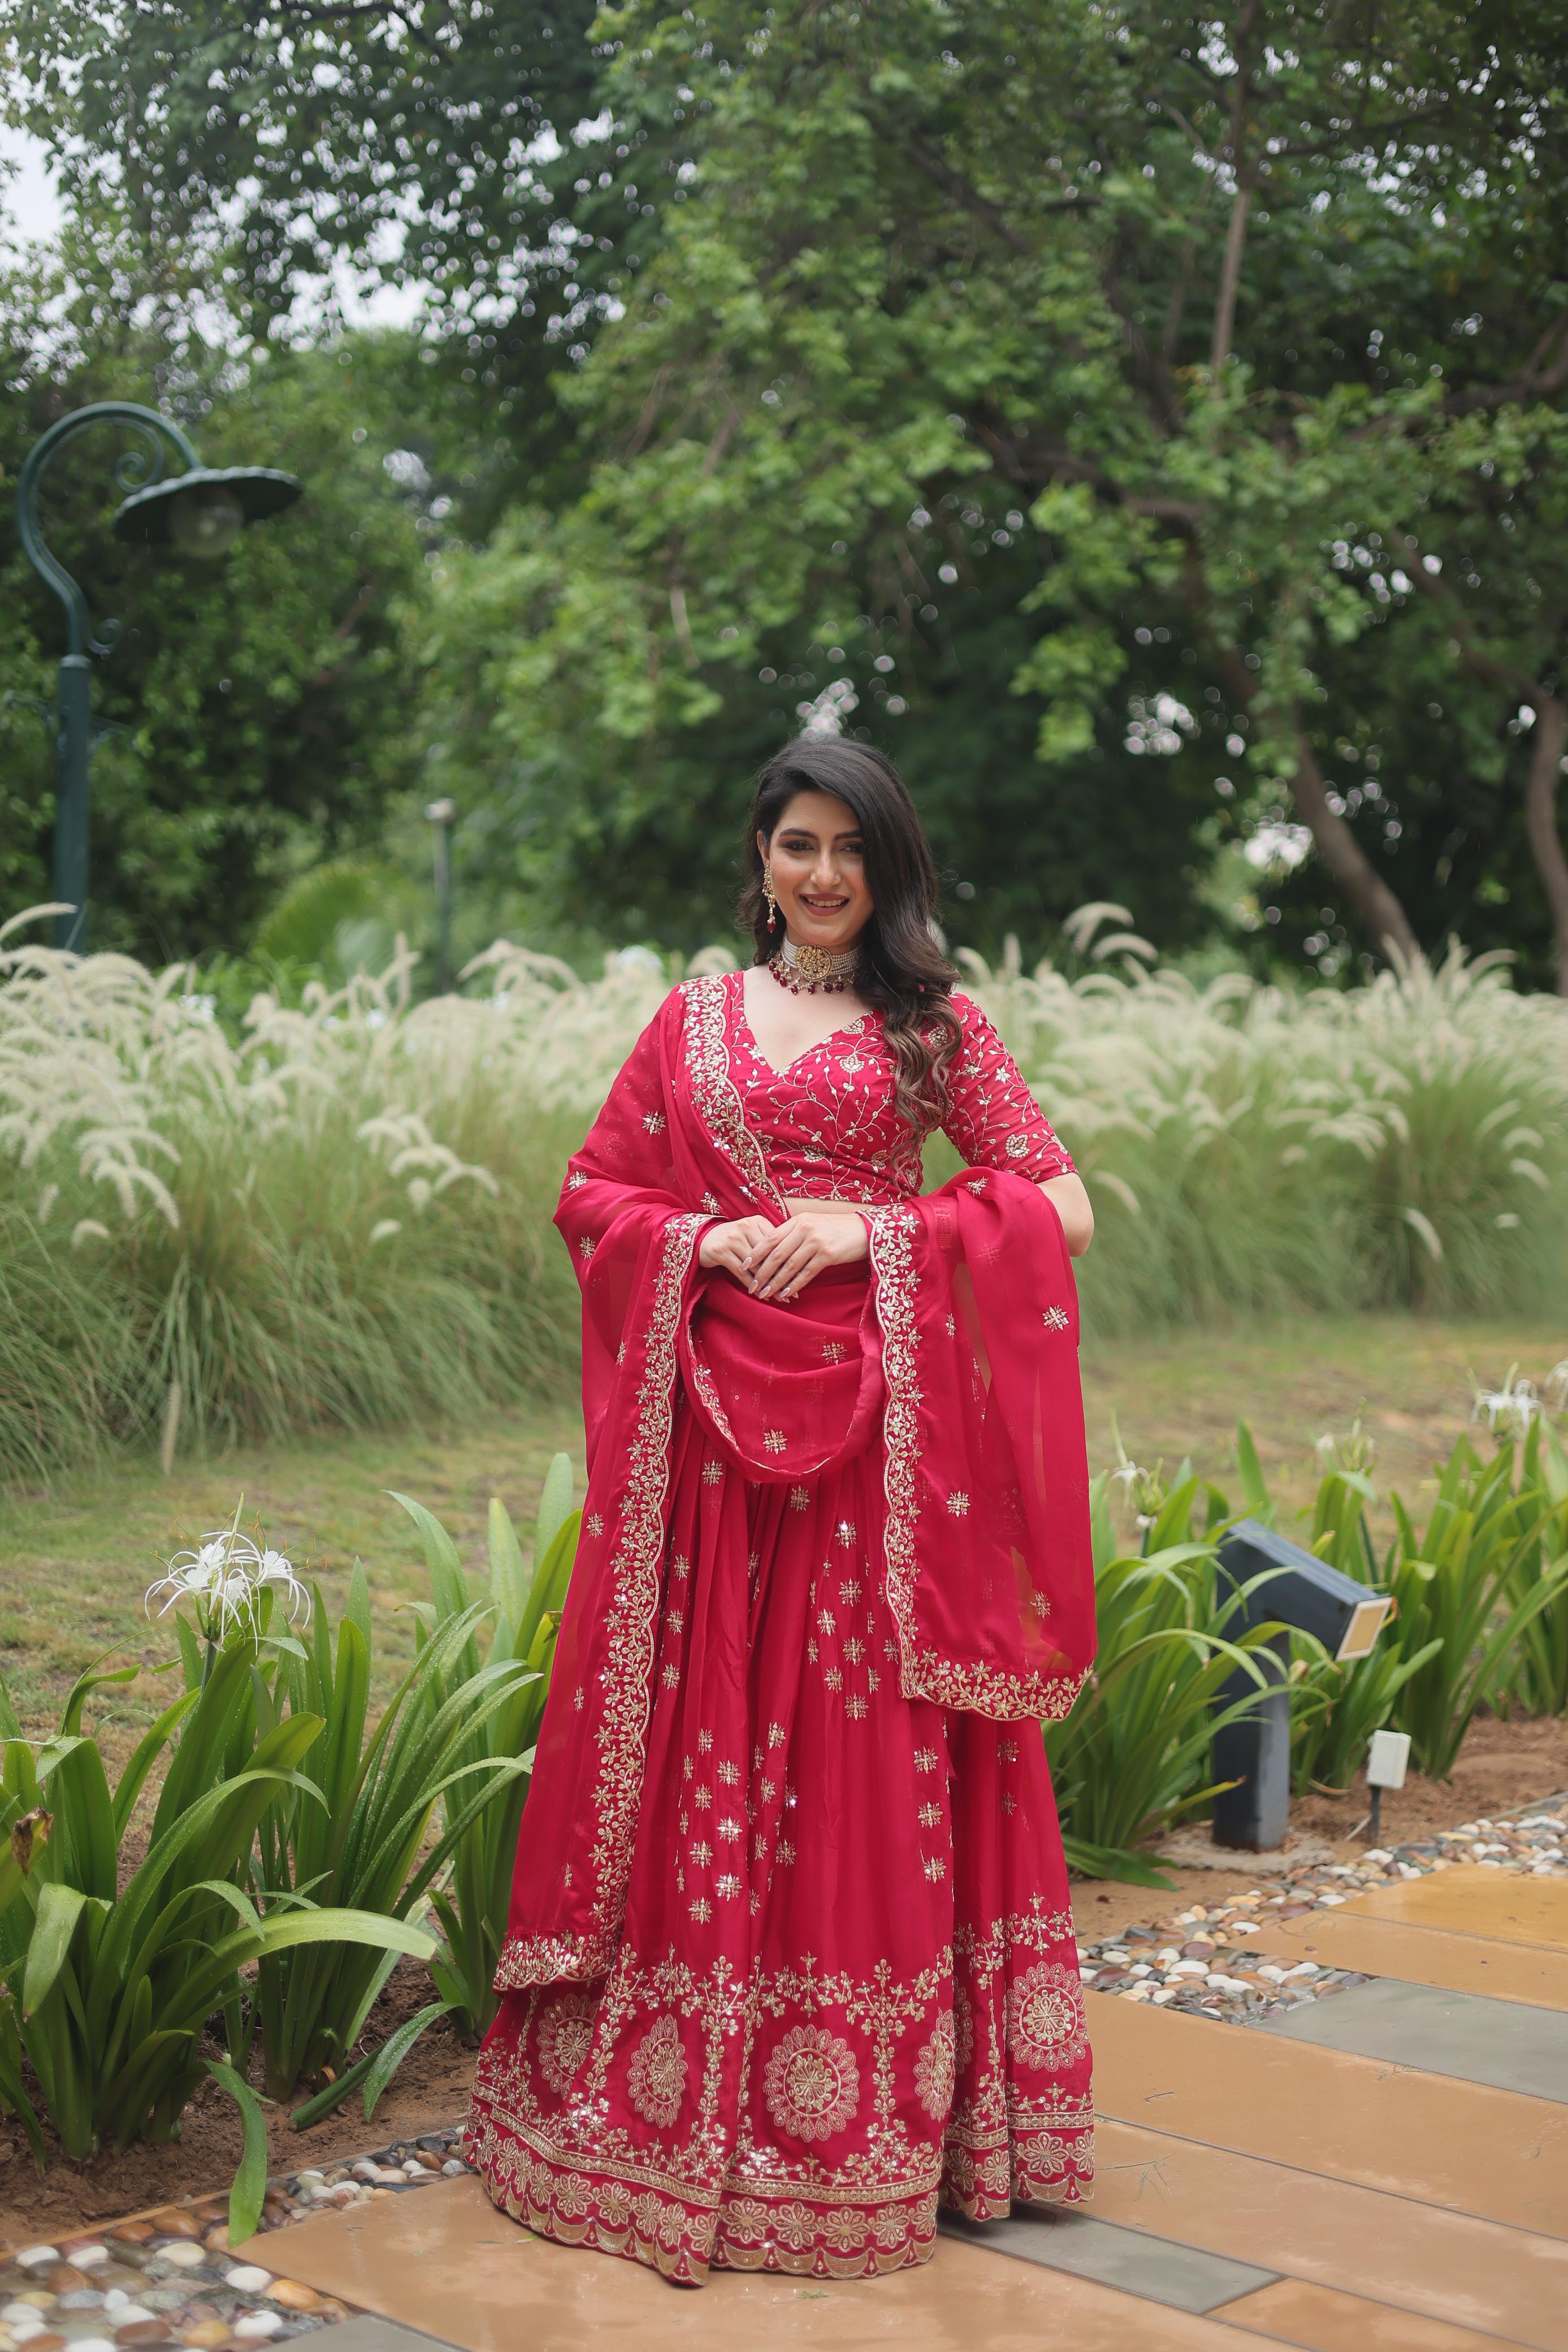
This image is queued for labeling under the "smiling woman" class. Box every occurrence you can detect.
[465,739,1101,2285]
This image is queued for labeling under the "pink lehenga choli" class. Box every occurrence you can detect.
[465,969,1097,2282]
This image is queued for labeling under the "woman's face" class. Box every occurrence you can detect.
[759,790,873,952]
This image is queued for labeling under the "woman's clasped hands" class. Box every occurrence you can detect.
[698,1204,868,1300]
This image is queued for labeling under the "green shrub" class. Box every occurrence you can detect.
[0,1632,432,2239]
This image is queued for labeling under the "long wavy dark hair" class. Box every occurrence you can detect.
[740,738,962,1135]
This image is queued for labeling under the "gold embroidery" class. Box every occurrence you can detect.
[867,1205,1086,1724]
[495,1210,705,1992]
[681,973,786,1212]
[763,2025,861,2143]
[1006,1962,1089,2072]
[627,2014,688,2128]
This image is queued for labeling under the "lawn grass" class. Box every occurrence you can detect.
[1,1312,1560,1749]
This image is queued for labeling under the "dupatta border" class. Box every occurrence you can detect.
[867,1204,1088,1726]
[680,972,789,1216]
[495,1205,708,1992]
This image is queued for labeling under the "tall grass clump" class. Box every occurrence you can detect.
[4,904,1565,1477]
[956,913,1568,1333]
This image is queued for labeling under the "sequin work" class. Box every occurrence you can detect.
[725,974,1073,1205]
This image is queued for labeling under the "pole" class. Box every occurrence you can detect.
[425,797,456,993]
[54,657,92,952]
[15,403,201,954]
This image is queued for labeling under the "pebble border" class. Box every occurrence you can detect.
[1075,1804,1568,2024]
[0,2133,478,2352]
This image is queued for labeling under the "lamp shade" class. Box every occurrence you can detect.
[1216,1518,1392,1662]
[112,465,303,552]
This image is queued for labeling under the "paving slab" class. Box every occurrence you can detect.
[264,2171,1286,2351]
[1341,1867,1568,1951]
[1258,1977,1568,2102]
[1210,2276,1530,2351]
[1091,1994,1568,2237]
[296,2323,464,2352]
[1267,1909,1568,2011]
[937,2202,1277,2313]
[1090,2119,1568,2352]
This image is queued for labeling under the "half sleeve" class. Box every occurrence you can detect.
[939,995,1075,1181]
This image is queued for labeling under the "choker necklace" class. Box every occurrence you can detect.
[771,936,860,996]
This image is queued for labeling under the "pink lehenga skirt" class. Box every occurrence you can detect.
[464,1387,1094,2282]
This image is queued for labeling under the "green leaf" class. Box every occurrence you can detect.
[534,1453,574,1563]
[1235,1422,1272,1522]
[205,2060,270,2245]
[362,1999,457,2118]
[487,1497,529,1631]
[23,1881,88,2018]
[1061,1836,1175,1890]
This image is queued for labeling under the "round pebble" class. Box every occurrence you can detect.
[145,2258,201,2279]
[218,2277,267,2301]
[179,2325,231,2349]
[229,2317,283,2342]
[13,2263,58,2279]
[259,2286,315,2316]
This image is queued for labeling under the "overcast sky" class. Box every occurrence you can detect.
[1,123,64,250]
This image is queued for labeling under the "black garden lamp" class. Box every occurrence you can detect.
[1210,1520,1393,1851]
[15,402,303,951]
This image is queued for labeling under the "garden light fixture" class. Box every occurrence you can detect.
[1210,1519,1394,1852]
[15,402,304,951]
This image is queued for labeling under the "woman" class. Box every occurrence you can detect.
[466,739,1098,2285]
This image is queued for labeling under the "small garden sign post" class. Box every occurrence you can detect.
[15,401,302,950]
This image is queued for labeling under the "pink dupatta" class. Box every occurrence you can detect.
[496,975,1094,1990]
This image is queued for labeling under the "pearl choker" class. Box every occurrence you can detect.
[770,937,861,996]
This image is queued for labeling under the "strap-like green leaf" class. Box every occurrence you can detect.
[23,1880,88,2018]
[205,2059,270,2244]
[362,1998,458,2117]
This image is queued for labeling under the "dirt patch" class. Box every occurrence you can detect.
[0,1959,477,2246]
[1071,1710,1568,1942]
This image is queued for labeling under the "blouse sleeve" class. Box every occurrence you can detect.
[939,994,1075,1181]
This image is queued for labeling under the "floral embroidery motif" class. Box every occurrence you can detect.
[1006,1962,1089,2072]
[1042,1305,1071,1333]
[946,1491,970,1517]
[913,2014,957,2120]
[535,1990,596,2092]
[627,2014,688,2129]
[763,2025,861,2143]
[763,1429,787,1454]
[1005,1132,1029,1158]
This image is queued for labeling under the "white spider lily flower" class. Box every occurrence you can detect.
[1470,1365,1540,1438]
[145,1520,310,1638]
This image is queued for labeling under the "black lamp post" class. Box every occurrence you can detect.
[15,401,302,951]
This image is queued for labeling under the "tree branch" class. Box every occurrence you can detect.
[1521,693,1568,996]
[1287,731,1422,963]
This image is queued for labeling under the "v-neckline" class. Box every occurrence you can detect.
[735,970,872,1081]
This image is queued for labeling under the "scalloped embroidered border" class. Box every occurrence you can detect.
[868,1203,1086,1724]
[492,1209,705,1994]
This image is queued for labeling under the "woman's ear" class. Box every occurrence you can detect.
[756,827,769,861]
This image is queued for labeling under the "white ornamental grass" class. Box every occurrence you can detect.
[2,903,1565,1473]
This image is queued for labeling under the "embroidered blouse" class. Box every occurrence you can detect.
[722,971,1073,1207]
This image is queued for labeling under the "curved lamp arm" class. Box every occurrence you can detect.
[15,401,201,659]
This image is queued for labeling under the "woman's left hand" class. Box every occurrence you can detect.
[742,1207,868,1300]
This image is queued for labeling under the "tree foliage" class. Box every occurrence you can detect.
[7,1,1568,979]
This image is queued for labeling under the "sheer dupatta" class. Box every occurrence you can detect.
[495,974,1094,1992]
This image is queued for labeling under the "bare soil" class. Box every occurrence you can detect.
[0,1959,475,2250]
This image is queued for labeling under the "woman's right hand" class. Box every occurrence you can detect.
[699,1216,777,1282]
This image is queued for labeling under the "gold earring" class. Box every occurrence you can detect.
[763,864,778,929]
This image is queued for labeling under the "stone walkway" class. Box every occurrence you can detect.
[5,1803,1566,2348]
